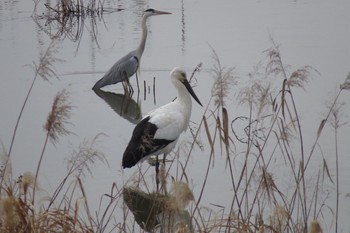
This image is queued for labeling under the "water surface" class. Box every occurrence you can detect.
[1,0,350,231]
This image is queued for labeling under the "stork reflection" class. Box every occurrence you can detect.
[93,88,142,124]
[123,182,194,232]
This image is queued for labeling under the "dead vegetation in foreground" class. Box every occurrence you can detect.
[1,32,350,233]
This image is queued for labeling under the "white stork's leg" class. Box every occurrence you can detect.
[159,163,167,194]
[163,153,166,164]
[155,156,160,192]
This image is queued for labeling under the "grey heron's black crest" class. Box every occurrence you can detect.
[145,9,155,13]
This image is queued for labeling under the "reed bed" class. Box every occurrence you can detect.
[1,31,349,232]
[32,0,122,48]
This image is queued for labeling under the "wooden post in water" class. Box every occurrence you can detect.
[153,77,156,105]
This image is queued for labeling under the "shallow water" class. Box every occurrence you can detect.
[1,0,350,231]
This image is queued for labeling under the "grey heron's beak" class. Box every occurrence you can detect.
[154,10,172,15]
[183,79,203,107]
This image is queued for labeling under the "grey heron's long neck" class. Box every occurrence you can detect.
[137,15,148,57]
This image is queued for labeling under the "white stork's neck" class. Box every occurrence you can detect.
[177,88,192,106]
[137,15,148,57]
[175,85,193,131]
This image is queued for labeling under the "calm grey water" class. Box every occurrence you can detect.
[1,0,350,232]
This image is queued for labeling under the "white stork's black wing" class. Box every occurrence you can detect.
[122,116,174,168]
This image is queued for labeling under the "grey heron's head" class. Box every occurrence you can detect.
[171,67,203,107]
[143,8,172,17]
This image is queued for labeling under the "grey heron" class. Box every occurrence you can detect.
[92,9,171,93]
[122,67,202,169]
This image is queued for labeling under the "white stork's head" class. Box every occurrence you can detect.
[170,67,203,107]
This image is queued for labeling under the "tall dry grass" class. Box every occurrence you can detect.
[0,39,108,232]
[1,34,349,232]
[181,40,349,232]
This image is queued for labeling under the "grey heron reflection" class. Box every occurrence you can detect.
[93,88,141,124]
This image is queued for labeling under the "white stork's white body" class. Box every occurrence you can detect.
[122,67,202,168]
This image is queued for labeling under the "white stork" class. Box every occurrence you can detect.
[122,67,202,168]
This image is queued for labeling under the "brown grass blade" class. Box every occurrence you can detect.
[203,115,213,151]
[216,115,223,152]
[281,79,287,119]
[323,158,334,184]
[74,198,79,228]
[222,107,229,147]
[272,95,278,113]
[317,119,326,140]
[77,177,93,228]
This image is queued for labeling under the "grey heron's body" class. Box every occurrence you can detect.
[93,51,139,91]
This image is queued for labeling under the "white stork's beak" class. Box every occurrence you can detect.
[183,79,203,107]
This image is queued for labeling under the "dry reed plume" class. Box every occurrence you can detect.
[44,89,72,144]
[167,181,195,212]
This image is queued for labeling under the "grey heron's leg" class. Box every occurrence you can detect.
[123,71,134,96]
[135,72,140,94]
[128,80,134,96]
[122,81,129,95]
